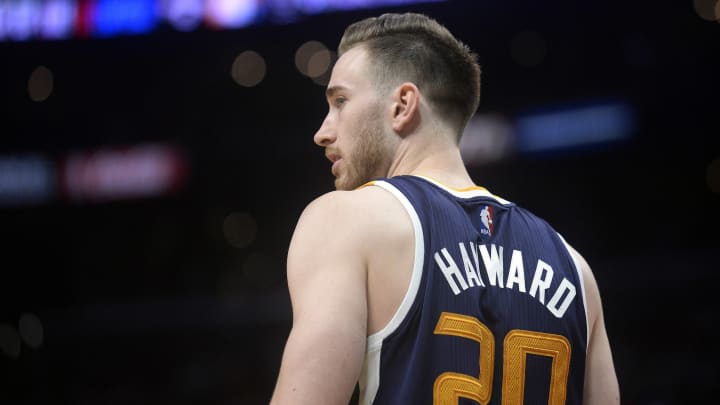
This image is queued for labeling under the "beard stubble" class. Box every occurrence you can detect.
[335,108,391,191]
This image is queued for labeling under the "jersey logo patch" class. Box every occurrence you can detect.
[480,205,494,238]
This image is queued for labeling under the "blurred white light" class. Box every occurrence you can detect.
[222,211,257,248]
[28,65,54,102]
[18,313,43,349]
[510,30,548,67]
[231,50,266,87]
[0,3,4,40]
[1,0,38,41]
[0,323,21,358]
[40,0,76,39]
[693,0,720,21]
[460,114,514,166]
[161,0,204,31]
[206,0,259,29]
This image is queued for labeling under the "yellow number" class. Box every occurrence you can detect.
[433,312,495,405]
[502,330,571,405]
[433,312,572,405]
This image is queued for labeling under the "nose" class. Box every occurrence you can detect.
[313,114,336,147]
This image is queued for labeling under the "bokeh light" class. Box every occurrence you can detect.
[307,48,332,78]
[206,0,259,28]
[231,50,266,87]
[295,40,327,77]
[693,0,720,21]
[28,65,54,102]
[161,0,204,31]
[294,40,336,86]
[311,51,337,86]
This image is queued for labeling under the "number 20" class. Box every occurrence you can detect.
[433,312,571,405]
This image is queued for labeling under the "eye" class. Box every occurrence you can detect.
[334,96,347,107]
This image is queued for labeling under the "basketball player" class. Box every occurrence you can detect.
[271,13,619,404]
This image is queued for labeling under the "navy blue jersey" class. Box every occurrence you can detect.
[359,175,587,405]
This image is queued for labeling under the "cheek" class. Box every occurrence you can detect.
[336,113,363,150]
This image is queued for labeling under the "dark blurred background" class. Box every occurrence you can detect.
[0,0,718,403]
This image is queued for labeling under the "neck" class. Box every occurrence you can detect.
[385,133,475,189]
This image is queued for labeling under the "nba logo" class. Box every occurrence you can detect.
[479,205,494,237]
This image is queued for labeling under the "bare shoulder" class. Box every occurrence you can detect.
[298,185,412,243]
[288,185,414,308]
[303,183,408,213]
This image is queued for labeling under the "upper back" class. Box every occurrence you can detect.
[361,175,588,404]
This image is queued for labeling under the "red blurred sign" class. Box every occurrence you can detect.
[61,143,187,202]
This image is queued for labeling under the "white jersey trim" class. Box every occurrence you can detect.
[557,233,589,350]
[359,180,426,405]
[414,175,513,204]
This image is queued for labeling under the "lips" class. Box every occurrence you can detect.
[331,158,342,176]
[326,152,341,176]
[326,152,340,163]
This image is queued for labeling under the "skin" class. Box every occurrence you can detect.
[270,45,619,405]
[315,47,395,191]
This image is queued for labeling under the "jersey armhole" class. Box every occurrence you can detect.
[359,180,425,405]
[366,180,425,349]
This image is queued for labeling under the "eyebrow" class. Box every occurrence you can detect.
[325,85,349,99]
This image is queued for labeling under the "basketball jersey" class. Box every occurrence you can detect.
[359,175,588,405]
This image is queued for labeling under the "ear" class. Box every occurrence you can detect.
[390,82,420,135]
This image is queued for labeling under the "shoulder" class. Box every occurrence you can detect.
[293,185,412,255]
[299,184,409,230]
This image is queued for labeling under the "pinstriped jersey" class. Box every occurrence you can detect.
[359,175,588,405]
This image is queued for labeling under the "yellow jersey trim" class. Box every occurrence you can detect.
[356,181,377,190]
[414,175,512,205]
[415,175,488,192]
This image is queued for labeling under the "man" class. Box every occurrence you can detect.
[271,12,619,405]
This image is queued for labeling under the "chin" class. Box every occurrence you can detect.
[334,175,363,191]
[334,179,352,191]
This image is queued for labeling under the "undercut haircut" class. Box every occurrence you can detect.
[339,13,481,139]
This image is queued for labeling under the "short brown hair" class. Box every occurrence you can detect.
[339,13,481,138]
